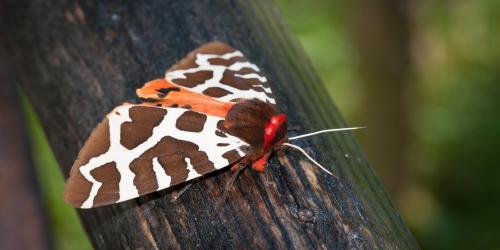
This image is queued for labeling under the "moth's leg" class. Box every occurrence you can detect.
[251,152,271,172]
[216,163,247,209]
[230,162,243,172]
[172,181,196,201]
[277,148,287,166]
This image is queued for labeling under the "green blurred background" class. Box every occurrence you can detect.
[22,0,500,249]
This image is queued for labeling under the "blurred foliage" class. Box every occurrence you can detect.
[20,93,92,250]
[20,0,499,249]
[276,0,360,119]
[411,0,500,248]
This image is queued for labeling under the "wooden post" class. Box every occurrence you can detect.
[1,0,418,248]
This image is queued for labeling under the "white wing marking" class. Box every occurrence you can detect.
[185,157,201,180]
[152,157,171,190]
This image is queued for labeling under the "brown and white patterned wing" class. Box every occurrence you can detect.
[165,41,275,104]
[64,104,248,208]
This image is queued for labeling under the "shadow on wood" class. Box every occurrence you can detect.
[1,0,418,249]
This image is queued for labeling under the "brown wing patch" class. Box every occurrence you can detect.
[202,87,232,98]
[120,106,167,150]
[130,136,217,194]
[222,150,242,163]
[220,70,263,91]
[170,41,234,71]
[208,56,245,66]
[171,70,213,88]
[91,162,120,206]
[216,120,228,137]
[65,117,111,207]
[75,118,111,166]
[130,157,160,195]
[64,168,93,207]
[234,68,259,75]
[175,111,207,132]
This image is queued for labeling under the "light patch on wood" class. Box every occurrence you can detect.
[134,207,159,250]
[300,161,320,189]
[74,4,85,24]
[64,11,75,22]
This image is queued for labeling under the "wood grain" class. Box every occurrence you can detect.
[1,0,418,249]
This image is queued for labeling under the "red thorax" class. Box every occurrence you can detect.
[250,114,287,172]
[264,114,287,150]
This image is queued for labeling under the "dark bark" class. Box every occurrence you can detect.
[1,0,418,249]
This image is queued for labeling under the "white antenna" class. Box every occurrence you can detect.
[288,127,364,141]
[282,142,334,176]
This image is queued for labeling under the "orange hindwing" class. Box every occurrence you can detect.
[137,79,234,118]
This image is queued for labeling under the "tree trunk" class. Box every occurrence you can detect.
[351,0,414,196]
[1,0,418,249]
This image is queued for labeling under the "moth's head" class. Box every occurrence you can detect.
[224,99,287,154]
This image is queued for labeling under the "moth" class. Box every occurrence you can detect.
[64,42,360,208]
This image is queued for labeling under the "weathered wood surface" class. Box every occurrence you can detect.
[1,0,418,249]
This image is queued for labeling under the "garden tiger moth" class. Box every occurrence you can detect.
[64,41,361,208]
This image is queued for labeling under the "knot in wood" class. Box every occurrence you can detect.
[297,208,315,223]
